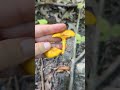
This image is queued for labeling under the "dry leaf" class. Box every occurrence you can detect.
[56,69,64,73]
[56,66,70,73]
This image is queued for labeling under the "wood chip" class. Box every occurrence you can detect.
[56,66,70,72]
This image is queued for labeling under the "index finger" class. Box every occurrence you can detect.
[35,23,66,38]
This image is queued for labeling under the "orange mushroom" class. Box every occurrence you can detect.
[44,47,62,58]
[52,30,75,54]
[44,30,75,58]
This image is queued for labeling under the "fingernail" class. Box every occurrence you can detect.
[44,42,51,49]
[55,24,66,30]
[21,38,34,59]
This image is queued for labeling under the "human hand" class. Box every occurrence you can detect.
[0,0,66,70]
[35,23,66,57]
[0,0,34,70]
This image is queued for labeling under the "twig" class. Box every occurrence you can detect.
[69,8,81,90]
[69,60,75,90]
[35,2,77,7]
[40,58,45,90]
[75,49,85,63]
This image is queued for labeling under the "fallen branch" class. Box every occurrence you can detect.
[35,2,77,7]
[69,8,81,90]
[75,49,85,63]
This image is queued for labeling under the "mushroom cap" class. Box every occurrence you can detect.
[52,30,75,39]
[45,30,75,58]
[52,33,61,38]
[44,47,62,58]
[62,30,75,38]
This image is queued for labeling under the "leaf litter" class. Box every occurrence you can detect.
[35,0,85,90]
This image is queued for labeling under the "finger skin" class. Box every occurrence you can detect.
[0,38,34,71]
[1,22,34,39]
[35,35,61,42]
[35,42,51,56]
[0,0,34,28]
[35,23,66,38]
[35,42,62,58]
[51,43,62,49]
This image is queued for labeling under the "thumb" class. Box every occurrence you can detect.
[35,42,51,56]
[0,38,34,71]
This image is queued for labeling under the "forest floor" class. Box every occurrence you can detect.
[35,0,85,90]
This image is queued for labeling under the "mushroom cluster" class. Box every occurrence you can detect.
[44,30,75,58]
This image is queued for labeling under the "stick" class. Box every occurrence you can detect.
[75,50,85,63]
[40,58,45,90]
[35,2,77,7]
[69,8,81,90]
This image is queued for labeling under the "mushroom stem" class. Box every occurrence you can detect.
[62,38,66,54]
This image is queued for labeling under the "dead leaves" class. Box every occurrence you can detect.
[55,66,70,73]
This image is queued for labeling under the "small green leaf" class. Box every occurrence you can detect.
[75,33,85,44]
[38,19,48,25]
[77,3,84,9]
[81,36,85,42]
